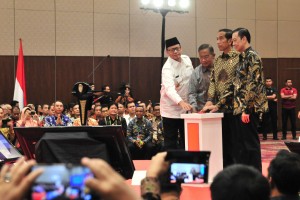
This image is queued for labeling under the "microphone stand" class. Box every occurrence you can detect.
[87,55,110,79]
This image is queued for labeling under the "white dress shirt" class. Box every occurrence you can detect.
[160,55,193,118]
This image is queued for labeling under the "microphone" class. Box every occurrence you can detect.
[87,55,110,78]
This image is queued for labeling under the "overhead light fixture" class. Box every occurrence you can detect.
[140,0,189,13]
[153,0,164,8]
[141,0,150,6]
[179,0,189,9]
[168,0,176,7]
[139,0,190,68]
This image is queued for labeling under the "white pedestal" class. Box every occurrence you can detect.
[181,113,223,183]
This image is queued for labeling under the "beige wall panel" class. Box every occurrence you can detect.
[227,19,256,49]
[278,0,300,21]
[0,0,14,9]
[15,10,55,56]
[56,0,93,12]
[94,0,129,14]
[256,21,277,58]
[278,21,300,57]
[196,18,227,56]
[56,12,93,56]
[15,0,54,11]
[227,0,255,20]
[196,0,226,19]
[256,0,277,20]
[165,16,197,58]
[94,13,129,56]
[129,14,162,57]
[0,9,14,55]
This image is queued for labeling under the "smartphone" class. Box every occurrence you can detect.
[30,164,99,200]
[166,150,210,184]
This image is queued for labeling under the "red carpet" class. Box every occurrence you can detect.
[260,132,299,163]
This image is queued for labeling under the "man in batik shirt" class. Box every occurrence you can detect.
[151,103,164,152]
[232,28,268,172]
[202,28,240,168]
[127,106,154,159]
[44,101,72,127]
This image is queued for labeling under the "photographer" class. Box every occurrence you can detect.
[16,107,39,127]
[0,157,140,200]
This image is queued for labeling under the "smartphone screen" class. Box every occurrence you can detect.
[31,164,96,200]
[169,163,207,184]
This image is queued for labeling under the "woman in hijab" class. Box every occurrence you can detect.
[16,107,39,127]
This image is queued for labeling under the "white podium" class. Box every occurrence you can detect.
[181,113,223,183]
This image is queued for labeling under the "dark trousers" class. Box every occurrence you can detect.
[128,142,155,160]
[222,113,236,168]
[262,105,278,139]
[233,114,262,172]
[162,117,185,150]
[282,108,297,138]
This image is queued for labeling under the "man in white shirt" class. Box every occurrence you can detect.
[160,37,193,150]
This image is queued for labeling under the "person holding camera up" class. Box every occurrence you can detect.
[16,107,39,127]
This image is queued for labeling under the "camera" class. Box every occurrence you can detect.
[30,111,36,115]
[166,150,210,184]
[30,164,99,200]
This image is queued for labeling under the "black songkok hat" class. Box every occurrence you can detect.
[165,37,180,49]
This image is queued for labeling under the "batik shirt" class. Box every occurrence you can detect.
[127,116,152,143]
[150,116,164,144]
[207,50,240,113]
[232,47,268,115]
[44,115,72,126]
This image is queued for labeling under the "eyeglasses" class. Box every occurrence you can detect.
[167,47,181,53]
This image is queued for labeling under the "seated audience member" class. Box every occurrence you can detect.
[69,104,80,123]
[92,105,102,123]
[100,105,109,120]
[124,101,136,125]
[44,101,72,127]
[0,107,15,142]
[16,107,39,127]
[210,164,270,200]
[38,104,49,123]
[0,156,140,200]
[115,83,134,105]
[11,106,20,127]
[118,103,126,117]
[127,106,154,159]
[268,150,300,200]
[48,104,55,116]
[151,103,164,152]
[99,103,127,135]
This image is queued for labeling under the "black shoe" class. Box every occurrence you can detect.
[293,137,297,140]
[263,137,267,140]
[273,138,279,140]
[281,136,287,140]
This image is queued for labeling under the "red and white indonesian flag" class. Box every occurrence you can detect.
[13,39,27,109]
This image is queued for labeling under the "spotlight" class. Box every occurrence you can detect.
[168,0,176,7]
[141,0,150,5]
[179,0,189,9]
[153,0,164,8]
